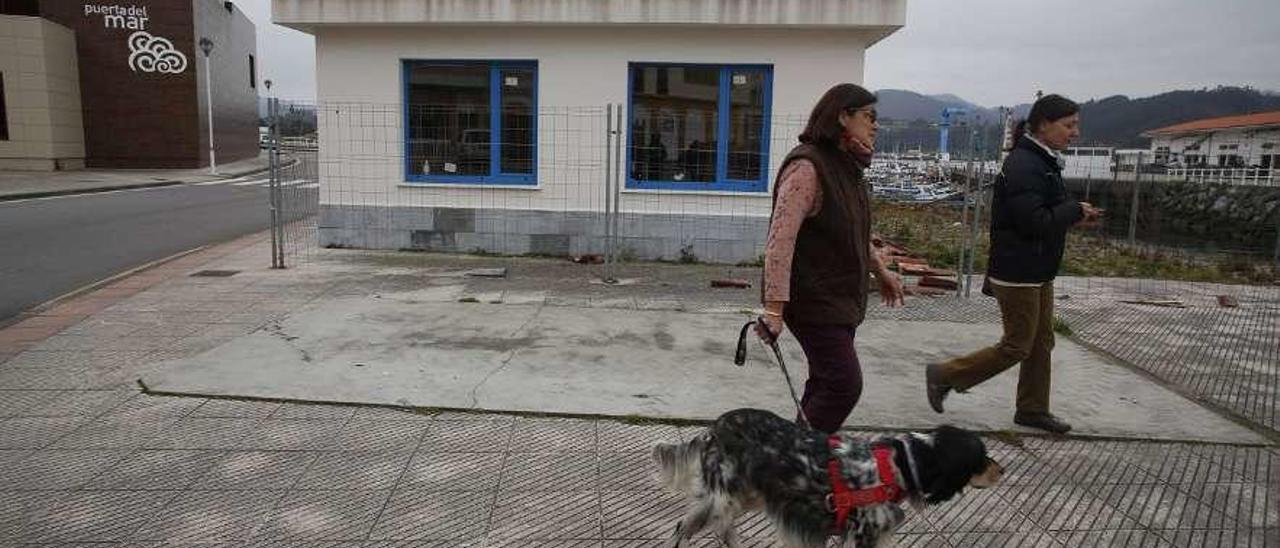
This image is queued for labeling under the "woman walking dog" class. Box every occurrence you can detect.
[758,83,905,434]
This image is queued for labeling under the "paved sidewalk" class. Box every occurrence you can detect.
[0,153,270,201]
[0,234,1276,547]
[139,296,1263,444]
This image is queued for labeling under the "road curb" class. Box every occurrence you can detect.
[0,181,185,202]
[0,161,278,202]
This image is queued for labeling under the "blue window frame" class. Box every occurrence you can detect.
[627,63,773,192]
[403,60,537,185]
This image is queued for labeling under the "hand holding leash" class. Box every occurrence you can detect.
[733,315,810,429]
[757,311,783,343]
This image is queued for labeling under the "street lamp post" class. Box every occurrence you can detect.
[263,78,281,268]
[198,37,216,174]
[263,78,272,149]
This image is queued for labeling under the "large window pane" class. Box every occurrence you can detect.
[630,66,719,183]
[727,70,766,181]
[406,63,489,176]
[500,68,535,175]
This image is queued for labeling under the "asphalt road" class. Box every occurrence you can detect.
[0,176,315,322]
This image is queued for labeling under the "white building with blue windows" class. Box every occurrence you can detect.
[272,0,908,262]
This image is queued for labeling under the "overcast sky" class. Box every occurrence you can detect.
[865,0,1280,107]
[239,0,314,101]
[240,0,1280,107]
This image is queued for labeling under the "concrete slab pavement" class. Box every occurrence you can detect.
[139,287,1268,445]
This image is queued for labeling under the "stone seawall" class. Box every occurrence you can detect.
[1065,178,1280,252]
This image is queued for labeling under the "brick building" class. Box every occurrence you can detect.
[0,0,258,170]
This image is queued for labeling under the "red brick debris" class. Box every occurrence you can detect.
[872,236,959,296]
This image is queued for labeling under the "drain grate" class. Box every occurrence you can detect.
[190,270,240,277]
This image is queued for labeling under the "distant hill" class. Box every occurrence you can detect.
[873,89,1006,156]
[1075,87,1280,147]
[875,89,1002,125]
[873,86,1280,153]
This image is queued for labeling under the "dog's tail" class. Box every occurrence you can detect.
[652,431,709,493]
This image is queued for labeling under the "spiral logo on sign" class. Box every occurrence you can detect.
[127,30,188,74]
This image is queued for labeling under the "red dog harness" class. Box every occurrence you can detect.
[827,436,904,531]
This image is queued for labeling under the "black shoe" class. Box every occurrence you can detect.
[1014,412,1072,434]
[925,363,951,414]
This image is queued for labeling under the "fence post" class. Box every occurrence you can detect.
[1128,151,1142,245]
[273,117,286,268]
[611,105,623,277]
[957,162,973,297]
[603,104,615,282]
[966,166,985,298]
[268,97,283,269]
[273,99,287,268]
[1274,210,1280,269]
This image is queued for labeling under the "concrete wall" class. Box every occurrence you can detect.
[1065,177,1280,253]
[193,0,260,168]
[318,204,771,262]
[0,15,85,170]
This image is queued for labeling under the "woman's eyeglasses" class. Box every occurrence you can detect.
[847,107,877,123]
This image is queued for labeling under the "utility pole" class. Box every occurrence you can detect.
[199,37,217,174]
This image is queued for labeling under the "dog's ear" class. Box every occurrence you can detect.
[922,425,990,504]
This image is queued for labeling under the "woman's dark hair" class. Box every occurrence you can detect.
[799,83,877,147]
[1008,93,1079,150]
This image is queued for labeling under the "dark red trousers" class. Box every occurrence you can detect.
[788,323,863,433]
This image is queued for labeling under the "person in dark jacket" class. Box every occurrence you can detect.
[758,84,905,433]
[924,94,1102,434]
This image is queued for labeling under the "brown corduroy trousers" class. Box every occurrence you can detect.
[939,282,1056,414]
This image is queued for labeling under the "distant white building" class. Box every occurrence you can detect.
[1061,146,1114,179]
[1112,149,1149,173]
[1142,111,1280,185]
[271,0,909,262]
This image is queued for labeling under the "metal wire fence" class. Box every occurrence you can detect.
[261,101,1280,307]
[262,100,1280,434]
[265,103,994,286]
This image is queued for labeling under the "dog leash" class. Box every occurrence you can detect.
[735,316,810,429]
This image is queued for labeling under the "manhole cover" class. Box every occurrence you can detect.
[190,270,240,277]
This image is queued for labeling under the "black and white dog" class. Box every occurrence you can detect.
[653,408,1003,547]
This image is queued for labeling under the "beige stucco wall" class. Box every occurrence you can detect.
[0,15,85,171]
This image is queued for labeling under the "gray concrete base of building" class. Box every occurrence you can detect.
[318,204,770,264]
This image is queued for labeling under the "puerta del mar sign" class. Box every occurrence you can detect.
[83,4,188,75]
